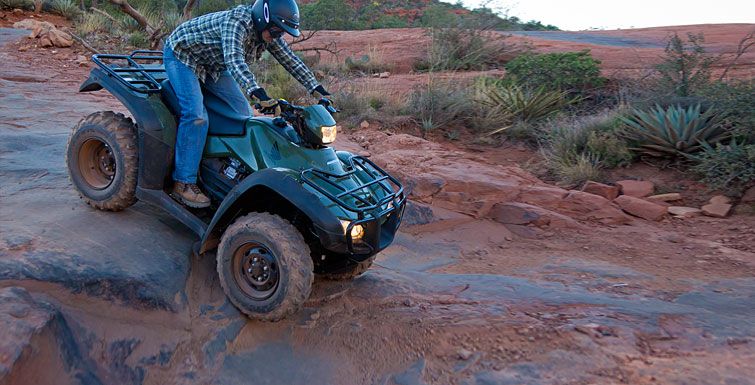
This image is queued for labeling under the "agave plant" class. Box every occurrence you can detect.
[621,104,727,157]
[476,82,578,136]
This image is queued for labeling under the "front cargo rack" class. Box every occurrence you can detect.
[91,50,166,94]
[300,156,405,219]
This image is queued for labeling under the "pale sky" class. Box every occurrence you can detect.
[449,0,755,31]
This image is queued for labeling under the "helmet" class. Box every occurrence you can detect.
[251,0,301,38]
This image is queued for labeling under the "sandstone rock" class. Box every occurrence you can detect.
[668,206,702,218]
[709,195,731,205]
[616,180,654,198]
[741,187,755,203]
[458,348,473,360]
[614,195,667,221]
[647,193,682,202]
[581,181,619,200]
[48,28,73,48]
[378,72,390,78]
[400,173,445,201]
[359,120,370,129]
[702,202,732,218]
[38,35,53,48]
[488,202,580,229]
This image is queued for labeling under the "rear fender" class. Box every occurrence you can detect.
[80,68,177,190]
[199,168,344,254]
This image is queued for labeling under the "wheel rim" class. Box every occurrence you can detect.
[78,138,116,190]
[232,242,280,300]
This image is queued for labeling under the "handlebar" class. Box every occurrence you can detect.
[253,98,338,117]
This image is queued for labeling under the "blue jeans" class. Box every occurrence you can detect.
[163,45,251,184]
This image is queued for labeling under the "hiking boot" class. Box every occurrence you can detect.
[173,182,211,208]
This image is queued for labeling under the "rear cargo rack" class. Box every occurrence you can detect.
[91,50,166,94]
[300,156,405,219]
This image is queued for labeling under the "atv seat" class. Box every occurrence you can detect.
[160,79,248,136]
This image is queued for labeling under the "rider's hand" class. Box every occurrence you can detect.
[311,85,331,99]
[250,87,280,116]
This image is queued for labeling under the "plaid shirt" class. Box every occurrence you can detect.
[166,5,319,95]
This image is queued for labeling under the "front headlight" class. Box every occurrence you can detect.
[321,125,337,144]
[339,219,364,240]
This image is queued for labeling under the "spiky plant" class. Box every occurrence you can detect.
[50,0,81,20]
[477,82,578,135]
[621,104,726,158]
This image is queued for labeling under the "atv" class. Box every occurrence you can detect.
[67,50,406,321]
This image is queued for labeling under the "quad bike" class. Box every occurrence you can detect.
[67,50,406,321]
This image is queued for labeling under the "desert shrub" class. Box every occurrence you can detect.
[404,79,467,135]
[621,104,726,158]
[127,31,149,48]
[417,3,460,28]
[414,28,503,72]
[256,55,309,103]
[0,0,32,10]
[691,139,755,194]
[369,14,408,29]
[544,152,604,188]
[655,32,715,97]
[504,51,606,94]
[75,12,110,35]
[699,80,755,142]
[540,110,633,185]
[194,0,234,17]
[50,0,81,19]
[343,46,393,75]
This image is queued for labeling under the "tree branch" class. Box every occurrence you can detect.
[182,0,198,20]
[90,7,119,25]
[107,0,155,34]
[718,30,755,81]
[66,30,101,54]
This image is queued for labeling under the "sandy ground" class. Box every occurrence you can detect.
[1,13,754,385]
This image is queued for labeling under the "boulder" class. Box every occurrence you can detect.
[13,19,54,32]
[668,206,702,218]
[359,120,370,129]
[401,173,445,201]
[741,187,755,203]
[702,202,732,218]
[581,181,619,200]
[488,202,580,229]
[647,193,682,202]
[402,201,436,226]
[47,28,73,48]
[614,195,667,221]
[616,180,654,198]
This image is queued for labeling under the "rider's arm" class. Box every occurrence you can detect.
[220,12,260,95]
[267,37,319,93]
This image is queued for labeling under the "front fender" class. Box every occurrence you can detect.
[199,168,344,254]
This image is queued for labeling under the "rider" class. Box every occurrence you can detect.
[163,0,330,208]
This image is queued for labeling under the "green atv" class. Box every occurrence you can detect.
[67,50,406,321]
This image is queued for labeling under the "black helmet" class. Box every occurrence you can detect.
[251,0,301,38]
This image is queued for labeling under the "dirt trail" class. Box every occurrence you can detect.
[1,21,755,385]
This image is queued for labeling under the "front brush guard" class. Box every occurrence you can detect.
[301,156,406,257]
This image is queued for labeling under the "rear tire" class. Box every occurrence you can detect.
[217,212,314,321]
[321,256,375,280]
[66,111,137,211]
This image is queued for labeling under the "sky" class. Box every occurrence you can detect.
[448,0,755,31]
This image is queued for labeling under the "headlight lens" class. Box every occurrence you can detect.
[339,219,364,240]
[321,125,337,144]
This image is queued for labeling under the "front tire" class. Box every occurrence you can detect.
[217,212,314,321]
[66,111,137,211]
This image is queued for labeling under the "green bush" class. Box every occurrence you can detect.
[0,0,32,10]
[699,80,755,142]
[545,152,604,188]
[691,139,755,194]
[300,0,356,30]
[127,31,149,48]
[655,33,715,97]
[256,55,309,103]
[504,51,606,94]
[621,104,726,158]
[75,12,110,35]
[343,47,393,75]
